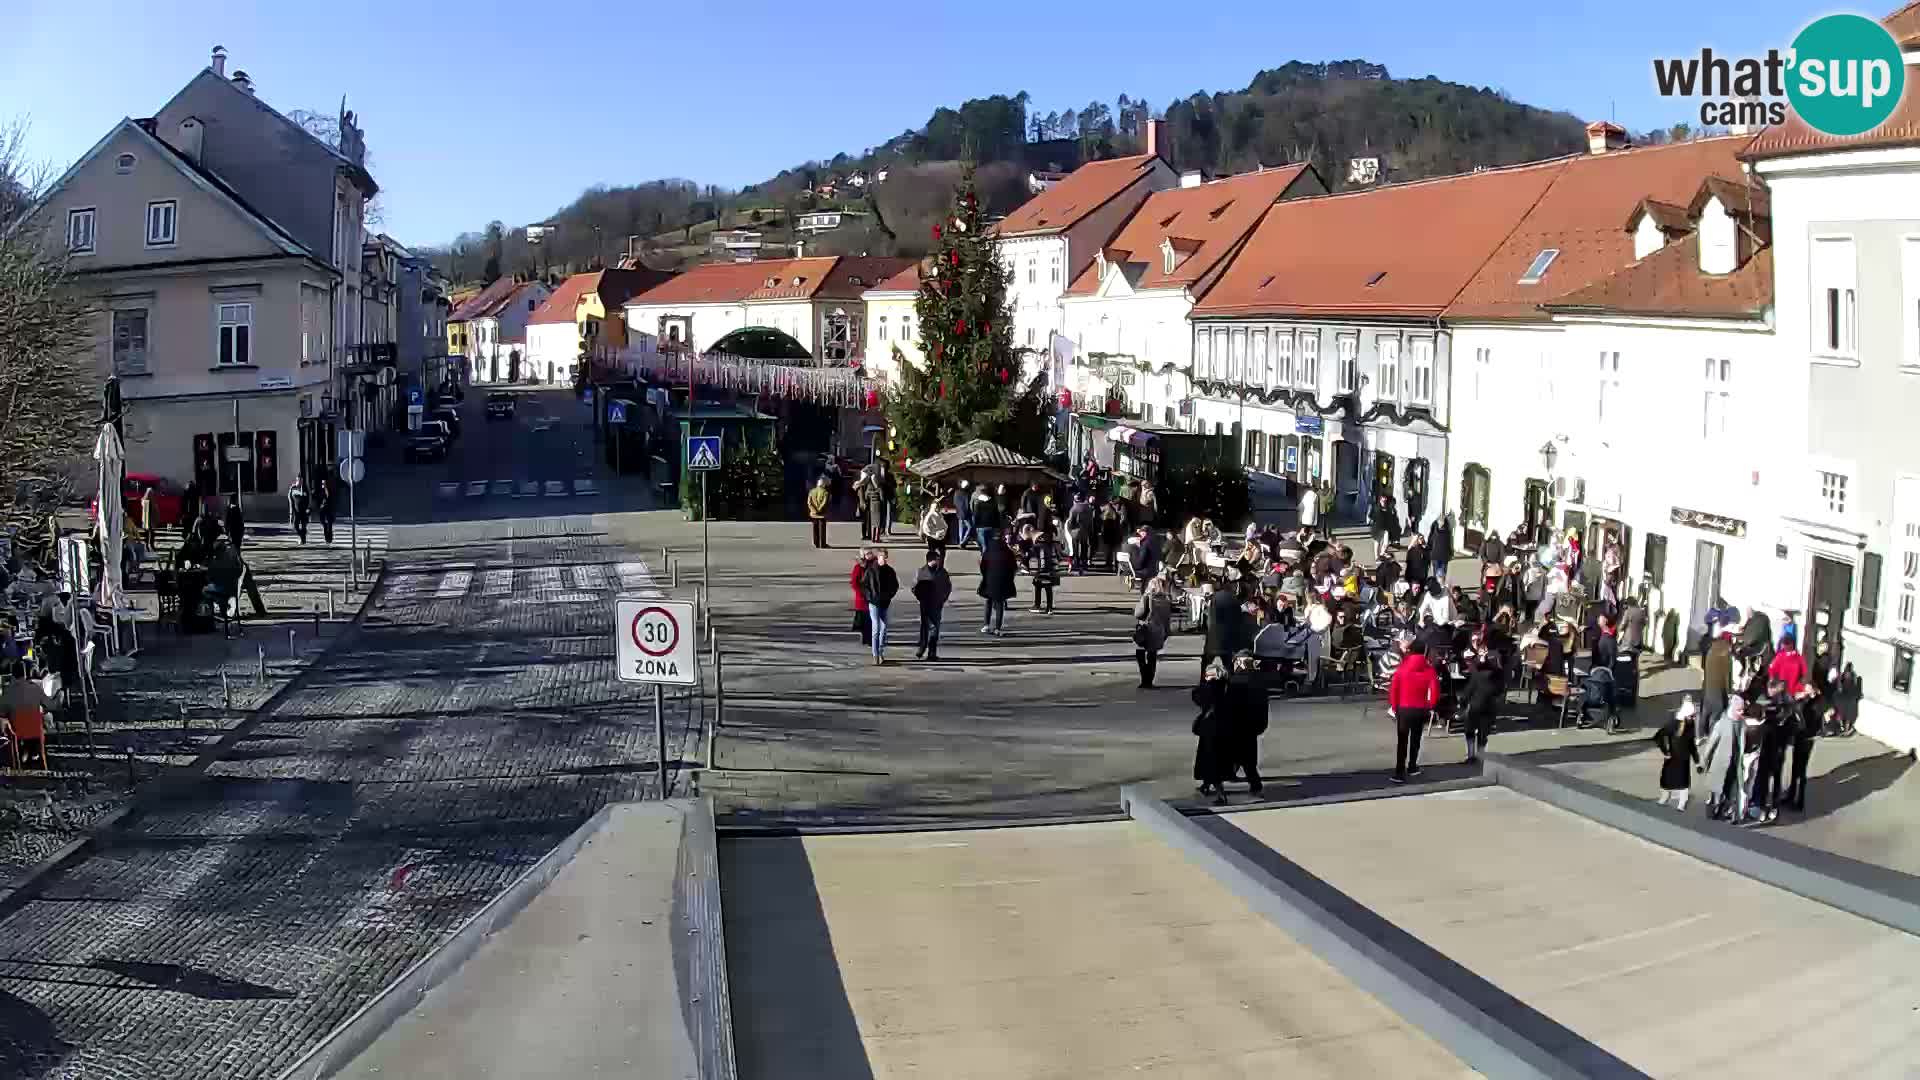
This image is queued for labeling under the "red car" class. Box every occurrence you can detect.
[90,472,189,529]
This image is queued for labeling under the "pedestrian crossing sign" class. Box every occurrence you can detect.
[687,435,722,471]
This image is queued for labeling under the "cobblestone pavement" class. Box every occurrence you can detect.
[0,524,386,894]
[0,518,692,1079]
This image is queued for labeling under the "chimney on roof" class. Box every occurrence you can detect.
[175,116,204,165]
[1585,121,1629,155]
[210,45,227,78]
[1179,170,1204,189]
[1145,118,1167,161]
[231,70,254,95]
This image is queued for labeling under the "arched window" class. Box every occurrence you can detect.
[1461,463,1492,550]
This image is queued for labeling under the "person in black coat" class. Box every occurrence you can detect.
[1653,699,1701,810]
[1191,660,1232,804]
[224,499,246,551]
[1403,536,1431,593]
[859,549,900,664]
[911,551,952,661]
[1225,651,1269,797]
[316,478,338,545]
[976,532,1018,635]
[1460,654,1502,763]
[1202,583,1250,677]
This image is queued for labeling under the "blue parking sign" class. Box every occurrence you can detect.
[407,386,422,406]
[687,435,722,471]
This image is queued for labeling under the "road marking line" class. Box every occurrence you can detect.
[466,481,488,497]
[528,564,595,603]
[491,480,514,495]
[615,560,665,597]
[571,565,608,590]
[520,481,540,497]
[573,479,596,494]
[434,570,472,599]
[481,569,513,597]
[436,482,459,498]
[544,481,567,497]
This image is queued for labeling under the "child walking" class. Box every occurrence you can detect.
[1654,697,1701,810]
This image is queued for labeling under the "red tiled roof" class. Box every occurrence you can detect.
[862,263,922,296]
[992,154,1162,237]
[1744,5,1920,159]
[1889,0,1920,45]
[1193,160,1566,318]
[816,256,917,300]
[1627,198,1695,234]
[745,257,842,301]
[531,272,601,325]
[625,258,846,305]
[1064,165,1313,297]
[480,283,542,319]
[1544,236,1772,319]
[1446,136,1753,320]
[449,277,519,322]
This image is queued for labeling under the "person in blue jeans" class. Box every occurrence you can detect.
[970,486,1003,558]
[860,549,900,664]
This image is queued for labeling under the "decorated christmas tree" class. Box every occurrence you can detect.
[885,166,1052,467]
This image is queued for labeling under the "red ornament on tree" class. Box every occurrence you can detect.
[949,250,959,267]
[933,224,942,240]
[998,368,1009,383]
[955,318,968,336]
[938,380,946,398]
[933,343,943,361]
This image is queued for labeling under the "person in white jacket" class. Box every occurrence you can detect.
[1418,579,1455,627]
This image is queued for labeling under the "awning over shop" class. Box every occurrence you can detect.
[1107,425,1159,448]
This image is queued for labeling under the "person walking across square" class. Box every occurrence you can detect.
[1387,639,1440,783]
[912,550,951,661]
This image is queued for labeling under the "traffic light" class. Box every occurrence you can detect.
[254,429,278,493]
[192,433,218,492]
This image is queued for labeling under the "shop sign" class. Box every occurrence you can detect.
[1671,506,1747,537]
[1294,415,1324,436]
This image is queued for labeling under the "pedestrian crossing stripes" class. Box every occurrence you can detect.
[244,522,393,556]
[379,560,662,607]
[431,479,600,500]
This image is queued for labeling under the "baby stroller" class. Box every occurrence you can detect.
[1580,665,1621,733]
[1253,621,1316,695]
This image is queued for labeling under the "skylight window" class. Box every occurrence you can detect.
[1518,248,1560,285]
[1367,272,1388,287]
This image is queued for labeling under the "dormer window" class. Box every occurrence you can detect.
[114,153,136,174]
[791,276,804,286]
[1163,245,1176,276]
[765,277,778,288]
[1518,248,1560,285]
[849,275,864,286]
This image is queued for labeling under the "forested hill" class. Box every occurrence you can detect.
[428,60,1592,282]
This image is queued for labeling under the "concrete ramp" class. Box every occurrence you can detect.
[721,821,1472,1079]
[1215,787,1920,1077]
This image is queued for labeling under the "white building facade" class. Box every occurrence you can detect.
[1749,77,1920,749]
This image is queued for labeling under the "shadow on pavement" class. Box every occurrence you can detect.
[720,837,876,1080]
[1803,749,1915,822]
[0,989,72,1079]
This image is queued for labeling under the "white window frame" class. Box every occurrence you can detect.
[1196,328,1214,379]
[1895,476,1920,640]
[1049,256,1061,284]
[1408,337,1434,406]
[1473,346,1491,401]
[217,302,253,367]
[1819,469,1850,517]
[877,315,888,342]
[1251,330,1269,389]
[1702,357,1731,438]
[1273,331,1294,388]
[112,307,148,375]
[145,199,177,247]
[1213,329,1230,383]
[902,314,913,343]
[1027,258,1036,284]
[1336,333,1359,394]
[67,207,96,254]
[1811,235,1857,361]
[1229,328,1246,383]
[1597,350,1620,425]
[1904,235,1920,373]
[1297,333,1320,390]
[1376,335,1401,401]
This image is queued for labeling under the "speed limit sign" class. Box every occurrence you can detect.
[614,598,696,685]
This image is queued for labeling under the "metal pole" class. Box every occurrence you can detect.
[671,559,679,589]
[709,649,722,769]
[653,683,667,797]
[232,398,242,503]
[348,436,359,588]
[701,470,711,591]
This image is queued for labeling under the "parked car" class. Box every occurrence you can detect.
[431,406,462,440]
[89,472,188,529]
[485,392,516,420]
[403,432,449,463]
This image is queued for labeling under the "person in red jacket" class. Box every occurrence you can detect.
[1388,639,1442,783]
[849,550,873,646]
[1767,635,1808,697]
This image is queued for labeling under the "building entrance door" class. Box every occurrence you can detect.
[1807,555,1853,664]
[1334,440,1360,519]
[1689,539,1725,639]
[1524,479,1555,545]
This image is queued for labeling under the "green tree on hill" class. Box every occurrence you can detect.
[884,166,1051,466]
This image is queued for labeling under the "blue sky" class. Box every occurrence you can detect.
[3,0,1836,248]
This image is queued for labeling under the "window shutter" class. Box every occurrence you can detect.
[1859,552,1883,628]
